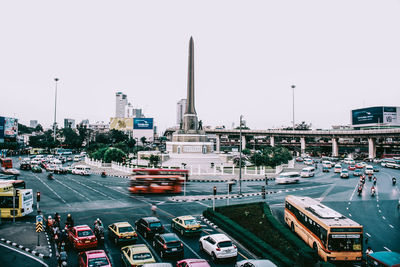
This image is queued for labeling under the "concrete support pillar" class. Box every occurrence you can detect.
[300,137,306,156]
[332,138,339,157]
[241,135,247,150]
[270,136,275,147]
[216,135,221,153]
[368,138,376,159]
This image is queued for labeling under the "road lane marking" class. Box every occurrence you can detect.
[238,251,248,260]
[0,242,49,267]
[366,233,371,237]
[31,173,70,206]
[54,179,91,201]
[196,201,211,208]
[384,246,391,252]
[64,176,117,201]
[163,228,201,259]
[382,216,386,220]
[348,213,352,217]
[135,232,162,262]
[349,183,358,202]
[377,204,379,208]
[389,224,394,228]
[319,184,336,202]
[379,210,382,213]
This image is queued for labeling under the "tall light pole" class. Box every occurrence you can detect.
[53,78,59,142]
[291,85,295,131]
[239,115,243,195]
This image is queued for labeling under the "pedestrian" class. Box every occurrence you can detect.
[151,204,157,216]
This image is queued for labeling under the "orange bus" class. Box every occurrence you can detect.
[285,195,363,263]
[132,168,189,180]
[129,175,184,194]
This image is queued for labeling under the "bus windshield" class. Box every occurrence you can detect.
[328,234,362,251]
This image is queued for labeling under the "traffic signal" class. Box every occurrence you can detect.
[228,183,233,193]
[36,192,41,202]
[261,186,266,199]
[213,186,217,196]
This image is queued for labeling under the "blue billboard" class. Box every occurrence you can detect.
[0,117,4,141]
[352,107,383,125]
[133,118,153,130]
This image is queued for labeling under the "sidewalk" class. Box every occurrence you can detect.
[0,221,52,258]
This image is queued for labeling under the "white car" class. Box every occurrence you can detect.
[72,165,91,176]
[199,234,237,262]
[73,155,81,162]
[365,165,374,175]
[235,259,277,267]
[334,164,342,173]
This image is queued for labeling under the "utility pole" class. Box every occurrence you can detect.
[291,85,295,131]
[239,115,243,195]
[53,78,59,142]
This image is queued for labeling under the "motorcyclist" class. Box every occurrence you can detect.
[54,212,61,229]
[358,184,363,195]
[46,215,54,232]
[47,173,54,179]
[65,214,74,230]
[58,250,68,267]
[393,177,397,185]
[101,171,106,177]
[373,176,377,185]
[371,185,376,196]
[94,218,103,233]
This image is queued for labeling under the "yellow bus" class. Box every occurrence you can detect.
[284,195,363,263]
[0,186,34,219]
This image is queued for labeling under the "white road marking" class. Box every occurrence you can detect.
[346,207,349,210]
[319,184,336,202]
[382,216,386,220]
[389,224,394,228]
[0,242,49,267]
[31,173,70,206]
[366,232,371,237]
[196,201,211,208]
[163,228,201,258]
[64,176,117,200]
[379,210,382,213]
[349,183,358,202]
[54,179,91,201]
[384,246,391,252]
[377,204,379,208]
[348,213,352,217]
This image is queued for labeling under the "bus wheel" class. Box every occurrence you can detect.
[291,222,295,232]
[313,243,319,258]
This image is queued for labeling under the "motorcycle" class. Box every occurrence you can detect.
[371,188,376,197]
[393,178,397,186]
[373,178,377,185]
[358,186,363,196]
[94,224,105,243]
[57,250,68,267]
[368,175,372,181]
[101,171,107,177]
[47,173,54,180]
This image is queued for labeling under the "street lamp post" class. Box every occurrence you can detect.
[53,78,59,142]
[291,85,295,131]
[135,138,138,166]
[239,115,243,195]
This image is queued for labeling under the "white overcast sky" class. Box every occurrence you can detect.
[1,0,400,132]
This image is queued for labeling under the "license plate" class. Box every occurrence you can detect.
[126,236,131,239]
[85,240,90,243]
[172,248,177,251]
[225,249,231,253]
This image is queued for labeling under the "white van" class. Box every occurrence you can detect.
[343,158,355,164]
[72,165,91,176]
[275,172,300,184]
[365,165,374,175]
[73,155,81,162]
[322,161,332,168]
[300,167,315,178]
[334,164,342,173]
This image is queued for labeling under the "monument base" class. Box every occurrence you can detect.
[166,140,213,154]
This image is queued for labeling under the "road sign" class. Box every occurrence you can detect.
[36,223,43,233]
[36,215,43,224]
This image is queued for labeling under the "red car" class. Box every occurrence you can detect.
[68,225,98,250]
[177,259,211,267]
[348,165,356,171]
[78,250,111,267]
[355,163,364,169]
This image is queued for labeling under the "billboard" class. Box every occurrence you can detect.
[352,107,383,125]
[133,118,153,130]
[0,117,4,141]
[3,117,18,137]
[109,118,133,131]
[383,106,398,124]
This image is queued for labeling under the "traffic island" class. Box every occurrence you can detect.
[0,222,52,259]
[203,202,334,266]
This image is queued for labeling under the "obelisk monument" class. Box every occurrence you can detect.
[166,37,213,154]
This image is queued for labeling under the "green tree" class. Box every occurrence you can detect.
[91,147,109,161]
[149,154,160,167]
[104,148,126,163]
[35,124,43,132]
[114,142,129,154]
[110,129,128,144]
[18,123,34,134]
[62,128,82,148]
[96,133,111,144]
[242,148,251,155]
[126,138,136,153]
[249,146,292,167]
[140,136,147,146]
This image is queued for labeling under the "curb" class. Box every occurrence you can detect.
[0,235,52,259]
[200,216,219,229]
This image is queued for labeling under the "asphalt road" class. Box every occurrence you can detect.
[2,158,400,266]
[0,242,48,267]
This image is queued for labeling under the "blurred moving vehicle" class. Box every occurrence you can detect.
[340,169,349,178]
[275,172,300,184]
[78,250,111,267]
[348,165,356,171]
[171,216,202,236]
[199,234,238,262]
[108,222,138,245]
[304,158,314,165]
[177,259,211,267]
[0,185,33,218]
[152,233,184,259]
[295,157,303,162]
[322,166,330,173]
[366,251,400,267]
[365,165,374,175]
[121,244,156,267]
[19,162,31,170]
[31,165,43,173]
[353,169,362,176]
[72,165,91,176]
[300,167,315,178]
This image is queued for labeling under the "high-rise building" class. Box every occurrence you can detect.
[116,92,128,118]
[30,120,38,128]
[64,118,75,128]
[176,99,187,125]
[80,119,90,126]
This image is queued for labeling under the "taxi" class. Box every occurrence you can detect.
[108,222,138,245]
[121,244,156,267]
[68,225,98,250]
[171,215,202,236]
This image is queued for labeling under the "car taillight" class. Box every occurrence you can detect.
[146,227,151,232]
[180,243,183,247]
[233,245,237,249]
[216,247,221,251]
[134,233,137,237]
[163,244,167,249]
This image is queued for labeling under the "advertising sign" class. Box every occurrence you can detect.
[3,117,18,137]
[109,118,133,131]
[383,106,399,125]
[0,117,4,140]
[133,118,153,130]
[351,107,383,125]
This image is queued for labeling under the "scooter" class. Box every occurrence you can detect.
[393,178,397,186]
[371,188,376,197]
[101,171,107,178]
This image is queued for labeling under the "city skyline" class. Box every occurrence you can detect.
[1,0,400,132]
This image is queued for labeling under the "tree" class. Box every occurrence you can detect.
[149,154,160,167]
[140,136,147,146]
[249,146,292,167]
[18,123,34,134]
[242,148,251,155]
[282,121,312,130]
[126,138,136,152]
[62,128,82,148]
[91,147,109,160]
[110,129,128,144]
[104,148,126,163]
[96,133,111,144]
[35,124,43,132]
